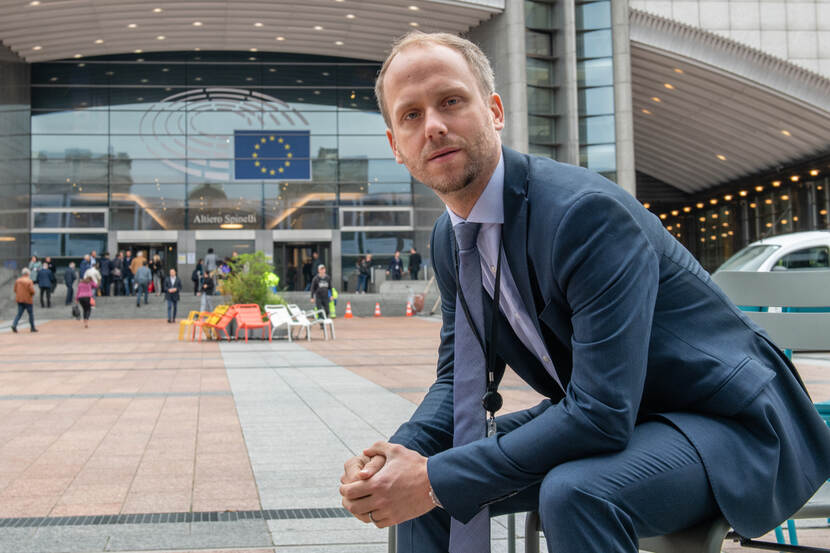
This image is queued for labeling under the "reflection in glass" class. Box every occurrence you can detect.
[579,115,615,145]
[338,110,387,135]
[579,144,616,172]
[528,86,555,114]
[577,30,613,59]
[340,231,414,257]
[32,135,109,158]
[576,1,611,30]
[65,234,107,257]
[529,116,556,144]
[526,30,553,56]
[526,58,554,87]
[31,87,109,110]
[342,210,411,227]
[577,59,613,87]
[33,211,105,228]
[578,86,614,116]
[110,183,186,230]
[31,182,109,207]
[32,109,109,133]
[30,233,61,257]
[525,0,555,29]
[265,207,335,230]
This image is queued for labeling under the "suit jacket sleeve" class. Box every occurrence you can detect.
[388,222,455,456]
[427,192,661,522]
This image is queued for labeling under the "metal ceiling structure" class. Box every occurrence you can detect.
[629,9,830,194]
[0,0,502,63]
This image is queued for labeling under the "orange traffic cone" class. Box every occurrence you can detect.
[374,302,382,317]
[344,301,353,319]
[406,302,413,317]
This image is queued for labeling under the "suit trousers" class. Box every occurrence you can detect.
[396,406,719,553]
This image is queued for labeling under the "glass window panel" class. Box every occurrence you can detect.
[337,66,382,88]
[108,87,189,109]
[577,30,613,59]
[579,115,615,144]
[579,143,616,172]
[31,183,109,207]
[338,110,387,135]
[108,135,186,159]
[577,58,613,87]
[342,210,411,227]
[262,64,339,86]
[32,62,110,86]
[526,58,554,86]
[32,87,109,110]
[527,86,555,114]
[367,159,411,185]
[264,181,338,209]
[66,211,106,228]
[578,86,614,115]
[525,0,555,29]
[339,231,413,256]
[32,159,109,185]
[107,63,187,86]
[110,110,186,134]
[186,64,261,87]
[528,144,556,158]
[526,30,553,56]
[33,212,63,228]
[30,233,62,257]
[774,246,830,270]
[31,109,109,134]
[265,206,336,229]
[186,110,263,134]
[529,115,556,144]
[32,135,109,158]
[114,159,188,184]
[259,89,339,111]
[110,183,186,230]
[576,1,611,30]
[64,234,107,257]
[338,135,396,158]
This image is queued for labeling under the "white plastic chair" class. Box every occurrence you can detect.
[288,304,334,340]
[265,304,309,341]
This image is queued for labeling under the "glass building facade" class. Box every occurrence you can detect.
[27,51,418,284]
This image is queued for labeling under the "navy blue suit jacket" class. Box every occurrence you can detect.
[389,147,830,537]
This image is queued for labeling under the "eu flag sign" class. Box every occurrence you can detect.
[234,130,311,180]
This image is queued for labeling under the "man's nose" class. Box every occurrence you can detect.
[424,107,448,139]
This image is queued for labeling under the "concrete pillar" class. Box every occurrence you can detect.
[467,0,529,153]
[612,0,637,196]
[557,0,580,165]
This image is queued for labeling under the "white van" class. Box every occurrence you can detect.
[715,231,830,273]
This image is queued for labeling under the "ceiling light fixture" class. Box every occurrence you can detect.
[674,68,684,74]
[74,54,83,58]
[29,0,40,5]
[32,45,42,50]
[810,169,820,176]
[134,49,142,53]
[94,39,104,44]
[641,109,651,115]
[157,35,165,40]
[781,130,791,137]
[128,23,137,28]
[346,13,355,18]
[755,185,763,192]
[739,190,747,196]
[716,154,727,161]
[409,5,419,9]
[651,96,661,103]
[664,83,675,90]
[275,36,285,41]
[153,7,162,12]
[771,180,781,187]
[254,22,263,27]
[335,40,344,45]
[192,21,202,26]
[791,175,800,182]
[314,25,324,30]
[696,202,704,209]
[409,21,419,26]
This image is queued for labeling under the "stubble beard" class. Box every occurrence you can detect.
[406,132,495,196]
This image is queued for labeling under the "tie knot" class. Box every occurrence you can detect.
[454,222,481,251]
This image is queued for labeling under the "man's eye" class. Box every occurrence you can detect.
[404,112,419,120]
[446,98,459,106]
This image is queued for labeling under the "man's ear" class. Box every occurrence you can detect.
[489,93,505,132]
[386,129,404,164]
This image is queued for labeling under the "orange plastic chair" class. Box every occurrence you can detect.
[192,305,237,342]
[234,304,271,343]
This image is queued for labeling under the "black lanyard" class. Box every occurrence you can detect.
[453,225,504,435]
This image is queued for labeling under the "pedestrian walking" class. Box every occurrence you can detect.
[310,264,332,325]
[36,262,55,308]
[11,268,37,333]
[164,268,182,323]
[408,247,422,280]
[75,274,98,329]
[64,262,77,305]
[27,255,41,283]
[134,259,152,307]
[149,254,163,296]
[199,272,215,313]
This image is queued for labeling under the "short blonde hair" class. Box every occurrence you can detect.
[375,31,495,127]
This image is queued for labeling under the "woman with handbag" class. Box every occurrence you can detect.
[76,274,98,328]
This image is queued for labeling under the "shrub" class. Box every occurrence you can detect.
[223,252,286,310]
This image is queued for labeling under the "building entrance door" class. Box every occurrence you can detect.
[117,242,177,272]
[273,242,331,291]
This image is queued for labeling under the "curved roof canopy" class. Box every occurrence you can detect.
[630,9,830,194]
[0,0,502,63]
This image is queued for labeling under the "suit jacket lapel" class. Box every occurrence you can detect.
[501,147,544,342]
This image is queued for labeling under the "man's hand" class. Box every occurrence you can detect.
[340,441,435,528]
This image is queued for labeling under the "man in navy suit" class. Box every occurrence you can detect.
[339,32,830,553]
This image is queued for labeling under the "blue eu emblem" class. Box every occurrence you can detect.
[234,130,311,180]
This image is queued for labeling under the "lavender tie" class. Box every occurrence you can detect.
[449,221,490,553]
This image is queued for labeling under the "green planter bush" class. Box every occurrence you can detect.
[222,252,285,310]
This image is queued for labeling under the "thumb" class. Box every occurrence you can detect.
[358,455,386,479]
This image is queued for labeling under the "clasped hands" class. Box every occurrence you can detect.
[340,441,436,528]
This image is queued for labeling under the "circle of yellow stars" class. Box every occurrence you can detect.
[251,135,293,176]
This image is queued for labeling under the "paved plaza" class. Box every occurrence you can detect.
[1,314,829,552]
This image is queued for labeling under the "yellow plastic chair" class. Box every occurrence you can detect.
[178,310,202,340]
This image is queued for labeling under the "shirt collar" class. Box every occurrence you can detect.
[447,153,504,227]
